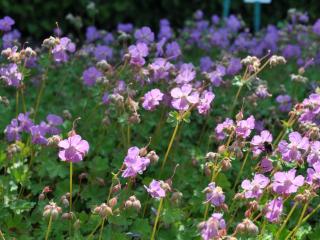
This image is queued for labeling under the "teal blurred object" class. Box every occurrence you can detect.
[223,0,232,18]
[244,0,272,32]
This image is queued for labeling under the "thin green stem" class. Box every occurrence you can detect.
[33,77,46,121]
[160,122,180,174]
[15,91,19,116]
[69,162,73,237]
[87,219,103,239]
[232,151,250,192]
[127,124,131,147]
[258,219,267,239]
[285,201,312,240]
[275,202,298,239]
[20,89,27,113]
[98,218,105,240]
[45,215,53,240]
[150,198,164,240]
[0,229,6,240]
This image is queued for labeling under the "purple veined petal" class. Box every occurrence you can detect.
[170,87,183,98]
[58,150,66,161]
[287,169,297,180]
[187,92,199,104]
[298,137,310,151]
[241,179,252,190]
[58,139,70,149]
[293,175,305,186]
[261,130,273,142]
[69,135,82,145]
[289,132,302,144]
[172,98,189,111]
[180,84,192,95]
[76,140,90,153]
[127,146,140,157]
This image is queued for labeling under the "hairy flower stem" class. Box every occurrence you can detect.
[127,124,131,147]
[285,201,310,240]
[232,151,250,192]
[87,219,104,239]
[69,162,73,237]
[98,218,105,240]
[20,89,27,113]
[45,215,53,240]
[275,202,298,239]
[15,91,19,116]
[33,77,46,121]
[150,198,164,240]
[203,166,219,220]
[160,122,180,174]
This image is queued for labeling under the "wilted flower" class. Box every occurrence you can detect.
[199,213,226,240]
[144,179,166,199]
[264,197,283,223]
[204,182,225,207]
[43,202,62,219]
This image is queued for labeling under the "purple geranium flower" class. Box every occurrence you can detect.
[241,174,270,199]
[58,134,89,162]
[4,119,21,142]
[265,197,283,223]
[197,91,215,115]
[299,93,320,124]
[94,45,113,61]
[276,94,292,112]
[86,26,100,42]
[204,182,225,207]
[175,63,196,84]
[165,41,181,59]
[30,125,48,145]
[148,58,173,81]
[117,23,133,33]
[278,132,309,162]
[46,114,63,135]
[272,169,304,195]
[259,157,273,173]
[82,67,103,86]
[313,19,320,36]
[207,65,226,87]
[134,26,154,44]
[0,16,15,32]
[215,118,234,140]
[128,43,149,67]
[0,63,22,87]
[17,112,34,132]
[306,162,320,188]
[122,147,150,178]
[142,89,164,111]
[307,141,320,166]
[250,130,273,156]
[170,84,199,111]
[144,179,166,199]
[236,115,255,139]
[200,213,226,240]
[52,37,75,63]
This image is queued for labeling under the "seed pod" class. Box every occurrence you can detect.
[108,197,118,208]
[147,151,159,164]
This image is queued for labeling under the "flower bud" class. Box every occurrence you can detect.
[108,197,118,208]
[38,193,45,201]
[47,135,62,146]
[147,151,159,164]
[171,191,183,204]
[62,212,73,220]
[128,112,141,124]
[63,110,72,120]
[96,177,106,186]
[221,158,232,171]
[73,219,81,229]
[112,183,121,193]
[139,147,148,157]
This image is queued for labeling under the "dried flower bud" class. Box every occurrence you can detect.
[94,203,112,218]
[63,110,72,120]
[25,47,37,57]
[139,147,148,157]
[78,172,88,181]
[205,152,218,161]
[96,60,111,71]
[128,112,141,124]
[0,96,10,106]
[102,116,110,126]
[127,96,139,112]
[146,151,159,164]
[62,212,74,220]
[38,193,46,201]
[112,183,121,193]
[218,145,226,154]
[269,55,286,66]
[47,135,62,146]
[171,191,183,204]
[132,200,141,210]
[236,111,244,121]
[221,158,232,171]
[73,219,81,229]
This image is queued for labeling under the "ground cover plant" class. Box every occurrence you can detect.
[1,8,320,240]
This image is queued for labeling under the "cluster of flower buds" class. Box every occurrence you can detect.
[42,36,60,49]
[124,195,141,210]
[1,46,36,63]
[241,56,261,72]
[60,192,70,207]
[93,203,113,218]
[47,135,62,146]
[269,55,286,66]
[96,60,112,73]
[6,143,21,159]
[170,191,183,204]
[0,96,9,107]
[290,73,308,83]
[294,189,317,203]
[235,218,259,235]
[43,202,62,219]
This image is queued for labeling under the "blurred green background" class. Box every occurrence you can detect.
[1,0,319,39]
